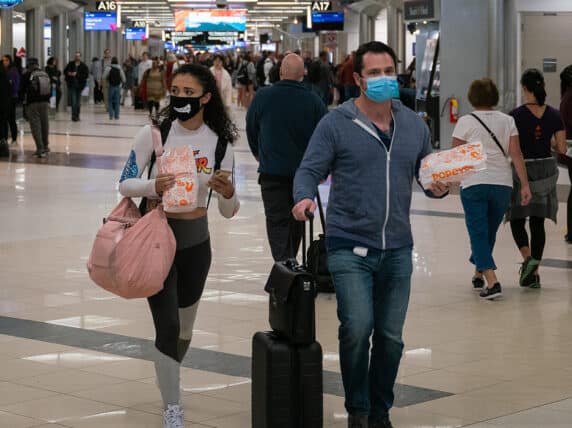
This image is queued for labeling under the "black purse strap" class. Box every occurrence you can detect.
[316,191,326,236]
[470,113,507,157]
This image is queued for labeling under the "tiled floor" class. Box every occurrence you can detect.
[1,101,572,427]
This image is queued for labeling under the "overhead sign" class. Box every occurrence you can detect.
[96,1,117,11]
[311,1,331,11]
[132,20,147,28]
[404,0,438,22]
[0,0,23,8]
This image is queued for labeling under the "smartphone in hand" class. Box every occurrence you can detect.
[215,170,231,180]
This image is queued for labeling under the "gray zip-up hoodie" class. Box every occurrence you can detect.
[294,99,439,251]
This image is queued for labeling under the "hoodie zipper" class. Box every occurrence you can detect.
[382,111,396,250]
[351,110,395,250]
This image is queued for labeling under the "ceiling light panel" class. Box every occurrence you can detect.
[257,1,310,5]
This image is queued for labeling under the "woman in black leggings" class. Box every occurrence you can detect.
[119,64,240,427]
[508,69,567,288]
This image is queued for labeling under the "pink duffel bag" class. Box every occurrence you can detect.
[87,197,176,299]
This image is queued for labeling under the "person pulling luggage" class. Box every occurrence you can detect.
[292,41,449,428]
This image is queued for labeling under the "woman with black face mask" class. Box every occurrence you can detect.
[118,64,240,428]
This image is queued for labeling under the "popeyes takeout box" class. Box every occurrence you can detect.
[419,142,487,189]
[159,146,199,213]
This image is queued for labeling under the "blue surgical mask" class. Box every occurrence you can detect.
[363,76,400,103]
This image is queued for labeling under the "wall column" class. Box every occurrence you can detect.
[25,5,46,64]
[0,9,14,57]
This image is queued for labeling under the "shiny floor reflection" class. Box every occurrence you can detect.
[1,104,572,427]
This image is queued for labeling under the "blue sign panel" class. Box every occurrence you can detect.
[84,12,117,31]
[0,0,23,8]
[125,27,146,40]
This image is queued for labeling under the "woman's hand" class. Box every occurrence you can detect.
[155,173,175,195]
[208,174,235,199]
[520,184,532,206]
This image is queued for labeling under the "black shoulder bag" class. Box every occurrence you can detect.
[307,191,334,293]
[266,210,317,345]
[470,113,507,157]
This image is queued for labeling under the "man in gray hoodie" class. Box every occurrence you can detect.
[293,41,448,428]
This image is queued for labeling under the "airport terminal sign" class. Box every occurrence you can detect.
[0,0,23,8]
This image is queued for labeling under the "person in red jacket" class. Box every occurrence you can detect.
[340,52,359,102]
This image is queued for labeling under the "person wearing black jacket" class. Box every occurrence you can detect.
[246,53,328,261]
[21,58,51,157]
[0,64,11,156]
[45,57,62,109]
[64,51,89,122]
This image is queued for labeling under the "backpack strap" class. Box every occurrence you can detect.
[470,113,507,157]
[207,137,229,208]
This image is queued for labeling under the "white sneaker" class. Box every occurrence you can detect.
[163,404,185,428]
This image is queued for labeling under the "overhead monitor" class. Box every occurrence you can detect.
[311,11,344,31]
[125,27,146,40]
[84,12,117,31]
[174,9,246,32]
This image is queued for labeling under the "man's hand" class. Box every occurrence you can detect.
[428,181,449,197]
[292,198,316,221]
[520,184,532,206]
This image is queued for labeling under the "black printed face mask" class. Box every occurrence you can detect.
[170,95,202,121]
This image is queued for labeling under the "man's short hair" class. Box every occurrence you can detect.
[354,41,397,76]
[467,78,499,108]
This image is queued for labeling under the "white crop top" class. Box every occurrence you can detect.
[118,122,239,218]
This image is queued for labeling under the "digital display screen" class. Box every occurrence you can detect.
[174,9,246,32]
[84,12,117,31]
[310,12,344,31]
[125,27,146,40]
[0,0,23,8]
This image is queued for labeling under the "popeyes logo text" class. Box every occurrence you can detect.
[193,150,211,174]
[432,165,475,181]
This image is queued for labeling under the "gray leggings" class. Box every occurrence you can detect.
[147,216,211,362]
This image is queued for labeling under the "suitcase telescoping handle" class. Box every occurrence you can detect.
[302,209,314,268]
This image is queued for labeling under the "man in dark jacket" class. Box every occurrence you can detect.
[246,53,328,262]
[21,57,51,157]
[64,51,89,122]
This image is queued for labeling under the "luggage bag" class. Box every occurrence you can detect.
[266,210,316,345]
[251,331,323,428]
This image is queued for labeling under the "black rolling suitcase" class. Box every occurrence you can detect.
[253,212,323,428]
[252,331,323,428]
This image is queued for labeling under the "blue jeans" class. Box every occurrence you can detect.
[69,86,82,120]
[108,85,121,119]
[460,184,512,271]
[327,246,412,419]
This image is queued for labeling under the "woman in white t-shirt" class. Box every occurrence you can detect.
[452,78,531,300]
[119,64,240,427]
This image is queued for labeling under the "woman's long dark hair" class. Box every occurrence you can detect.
[560,65,572,97]
[155,63,238,145]
[521,68,547,106]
